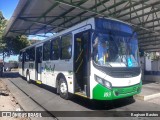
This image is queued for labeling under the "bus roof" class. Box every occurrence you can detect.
[20,17,132,52]
[20,17,95,51]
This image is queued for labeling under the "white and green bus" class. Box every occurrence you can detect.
[19,17,142,100]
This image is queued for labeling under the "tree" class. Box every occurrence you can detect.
[0,11,29,73]
[0,11,7,53]
[0,11,29,57]
[3,35,30,56]
[0,11,4,19]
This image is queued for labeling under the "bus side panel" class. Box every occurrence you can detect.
[29,62,35,80]
[18,62,23,76]
[41,61,55,86]
[24,62,29,77]
[41,60,74,94]
[56,60,74,93]
[48,60,62,88]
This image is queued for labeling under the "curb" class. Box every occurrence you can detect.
[134,93,160,101]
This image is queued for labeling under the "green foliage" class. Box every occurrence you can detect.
[150,52,160,61]
[0,11,4,20]
[3,35,30,55]
[0,11,6,35]
[0,11,7,55]
[0,11,29,57]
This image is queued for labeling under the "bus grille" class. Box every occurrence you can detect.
[118,86,137,94]
[109,71,139,78]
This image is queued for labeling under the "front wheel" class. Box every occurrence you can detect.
[58,77,71,100]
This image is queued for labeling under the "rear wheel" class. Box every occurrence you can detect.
[58,77,71,100]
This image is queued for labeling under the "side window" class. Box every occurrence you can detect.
[61,34,72,59]
[43,41,51,61]
[51,38,60,60]
[23,52,25,62]
[19,52,23,62]
[29,47,35,61]
[25,50,29,62]
[36,46,42,63]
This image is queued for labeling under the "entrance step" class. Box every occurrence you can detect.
[75,92,87,98]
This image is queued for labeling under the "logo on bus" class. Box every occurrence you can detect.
[128,80,131,85]
[44,64,55,72]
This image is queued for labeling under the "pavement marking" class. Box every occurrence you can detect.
[3,78,58,120]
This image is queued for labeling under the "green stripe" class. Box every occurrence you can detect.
[93,84,113,100]
[93,81,142,100]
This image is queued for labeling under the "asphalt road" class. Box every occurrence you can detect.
[2,72,160,120]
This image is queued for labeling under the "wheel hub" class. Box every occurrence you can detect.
[60,82,67,94]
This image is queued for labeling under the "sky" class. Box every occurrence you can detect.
[0,0,54,62]
[0,0,19,62]
[0,0,19,20]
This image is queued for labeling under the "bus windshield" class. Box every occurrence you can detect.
[92,31,140,67]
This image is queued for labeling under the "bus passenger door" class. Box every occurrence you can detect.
[35,46,42,82]
[74,30,90,97]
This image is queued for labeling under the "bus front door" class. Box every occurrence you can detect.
[74,30,90,97]
[35,46,42,83]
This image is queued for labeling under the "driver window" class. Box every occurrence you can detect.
[93,33,109,65]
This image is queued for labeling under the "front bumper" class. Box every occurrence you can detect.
[93,82,142,100]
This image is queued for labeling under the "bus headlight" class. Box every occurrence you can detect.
[94,75,112,89]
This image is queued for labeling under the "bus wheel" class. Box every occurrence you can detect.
[26,72,31,83]
[59,77,70,100]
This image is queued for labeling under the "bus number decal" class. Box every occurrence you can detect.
[104,92,111,97]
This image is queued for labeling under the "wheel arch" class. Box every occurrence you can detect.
[56,73,67,88]
[56,72,73,99]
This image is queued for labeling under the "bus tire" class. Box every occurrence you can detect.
[58,77,70,100]
[26,71,31,83]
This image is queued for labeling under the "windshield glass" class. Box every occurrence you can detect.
[92,32,140,67]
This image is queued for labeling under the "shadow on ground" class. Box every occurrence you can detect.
[2,72,20,78]
[3,72,135,111]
